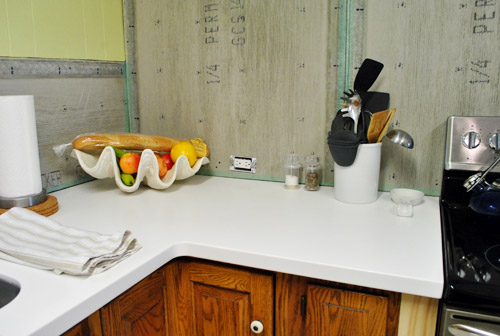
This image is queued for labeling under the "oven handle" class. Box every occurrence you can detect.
[449,324,500,336]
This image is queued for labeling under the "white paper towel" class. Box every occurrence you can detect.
[0,95,43,198]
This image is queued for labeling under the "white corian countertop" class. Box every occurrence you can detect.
[0,175,443,336]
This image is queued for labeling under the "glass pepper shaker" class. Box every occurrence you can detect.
[284,153,300,189]
[304,153,320,191]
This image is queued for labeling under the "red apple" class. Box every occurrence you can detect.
[161,153,174,170]
[119,152,140,174]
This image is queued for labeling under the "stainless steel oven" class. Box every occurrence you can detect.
[438,116,500,336]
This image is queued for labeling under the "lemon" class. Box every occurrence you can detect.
[171,142,197,167]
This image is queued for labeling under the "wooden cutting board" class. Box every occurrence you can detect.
[0,195,58,217]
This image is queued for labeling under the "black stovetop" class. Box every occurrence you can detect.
[441,169,500,314]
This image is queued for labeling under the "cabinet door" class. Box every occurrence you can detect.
[165,259,274,336]
[100,267,168,336]
[275,273,400,336]
[305,284,388,336]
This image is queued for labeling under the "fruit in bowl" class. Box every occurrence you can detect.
[119,152,141,174]
[161,153,174,170]
[73,134,210,189]
[157,156,168,178]
[171,142,198,167]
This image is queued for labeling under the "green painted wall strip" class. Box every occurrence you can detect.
[336,0,355,110]
[122,0,139,133]
[122,61,133,133]
[46,177,95,194]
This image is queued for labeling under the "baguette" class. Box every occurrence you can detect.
[72,133,209,158]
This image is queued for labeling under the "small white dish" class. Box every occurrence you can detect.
[72,146,209,193]
[390,188,424,217]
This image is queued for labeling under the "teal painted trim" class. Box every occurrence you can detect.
[197,169,336,187]
[336,0,355,111]
[122,61,133,133]
[47,177,95,193]
[196,168,282,183]
[378,185,441,197]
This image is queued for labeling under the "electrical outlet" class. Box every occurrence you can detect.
[230,155,256,173]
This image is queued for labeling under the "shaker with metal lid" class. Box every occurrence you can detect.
[304,153,320,191]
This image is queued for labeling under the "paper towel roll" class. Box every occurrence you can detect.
[0,95,43,198]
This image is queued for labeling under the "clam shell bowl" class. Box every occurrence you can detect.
[72,146,209,192]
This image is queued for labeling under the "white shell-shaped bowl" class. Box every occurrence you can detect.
[72,146,209,192]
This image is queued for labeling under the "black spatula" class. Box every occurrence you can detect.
[353,59,384,92]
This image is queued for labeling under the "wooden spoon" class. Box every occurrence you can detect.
[366,109,390,143]
[376,108,396,143]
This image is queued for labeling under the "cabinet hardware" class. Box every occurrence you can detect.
[301,295,307,317]
[250,320,264,334]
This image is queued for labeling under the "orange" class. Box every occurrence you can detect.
[171,142,197,167]
[157,157,167,178]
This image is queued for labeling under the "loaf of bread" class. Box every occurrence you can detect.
[72,133,210,158]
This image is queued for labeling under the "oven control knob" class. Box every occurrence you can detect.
[462,131,481,149]
[489,133,500,150]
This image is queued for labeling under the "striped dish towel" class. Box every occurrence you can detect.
[0,207,141,275]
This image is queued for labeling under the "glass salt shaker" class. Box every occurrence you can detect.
[304,153,320,191]
[284,153,300,189]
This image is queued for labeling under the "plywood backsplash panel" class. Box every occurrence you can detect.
[0,76,126,192]
[362,1,499,194]
[135,0,333,181]
[134,0,498,194]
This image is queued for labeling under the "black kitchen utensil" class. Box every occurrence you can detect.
[328,58,385,167]
[327,130,360,167]
[330,108,352,133]
[353,59,384,92]
[327,109,371,167]
[358,92,390,114]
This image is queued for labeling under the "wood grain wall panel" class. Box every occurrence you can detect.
[134,0,498,194]
[362,1,500,194]
[0,78,125,192]
[135,0,331,181]
[397,294,438,336]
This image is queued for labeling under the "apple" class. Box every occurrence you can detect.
[161,153,174,170]
[157,156,167,178]
[119,152,141,174]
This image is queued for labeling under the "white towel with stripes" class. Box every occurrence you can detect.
[0,207,141,275]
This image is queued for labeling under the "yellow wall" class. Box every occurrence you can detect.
[0,0,125,61]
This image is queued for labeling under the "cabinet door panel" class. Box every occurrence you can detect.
[166,259,273,336]
[193,283,250,335]
[100,268,167,336]
[305,284,388,336]
[124,295,166,336]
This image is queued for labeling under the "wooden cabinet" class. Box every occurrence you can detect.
[64,258,408,336]
[62,267,167,336]
[100,267,168,336]
[305,285,389,336]
[164,258,274,336]
[275,273,401,336]
[165,259,400,336]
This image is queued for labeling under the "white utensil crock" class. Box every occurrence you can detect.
[334,142,382,204]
